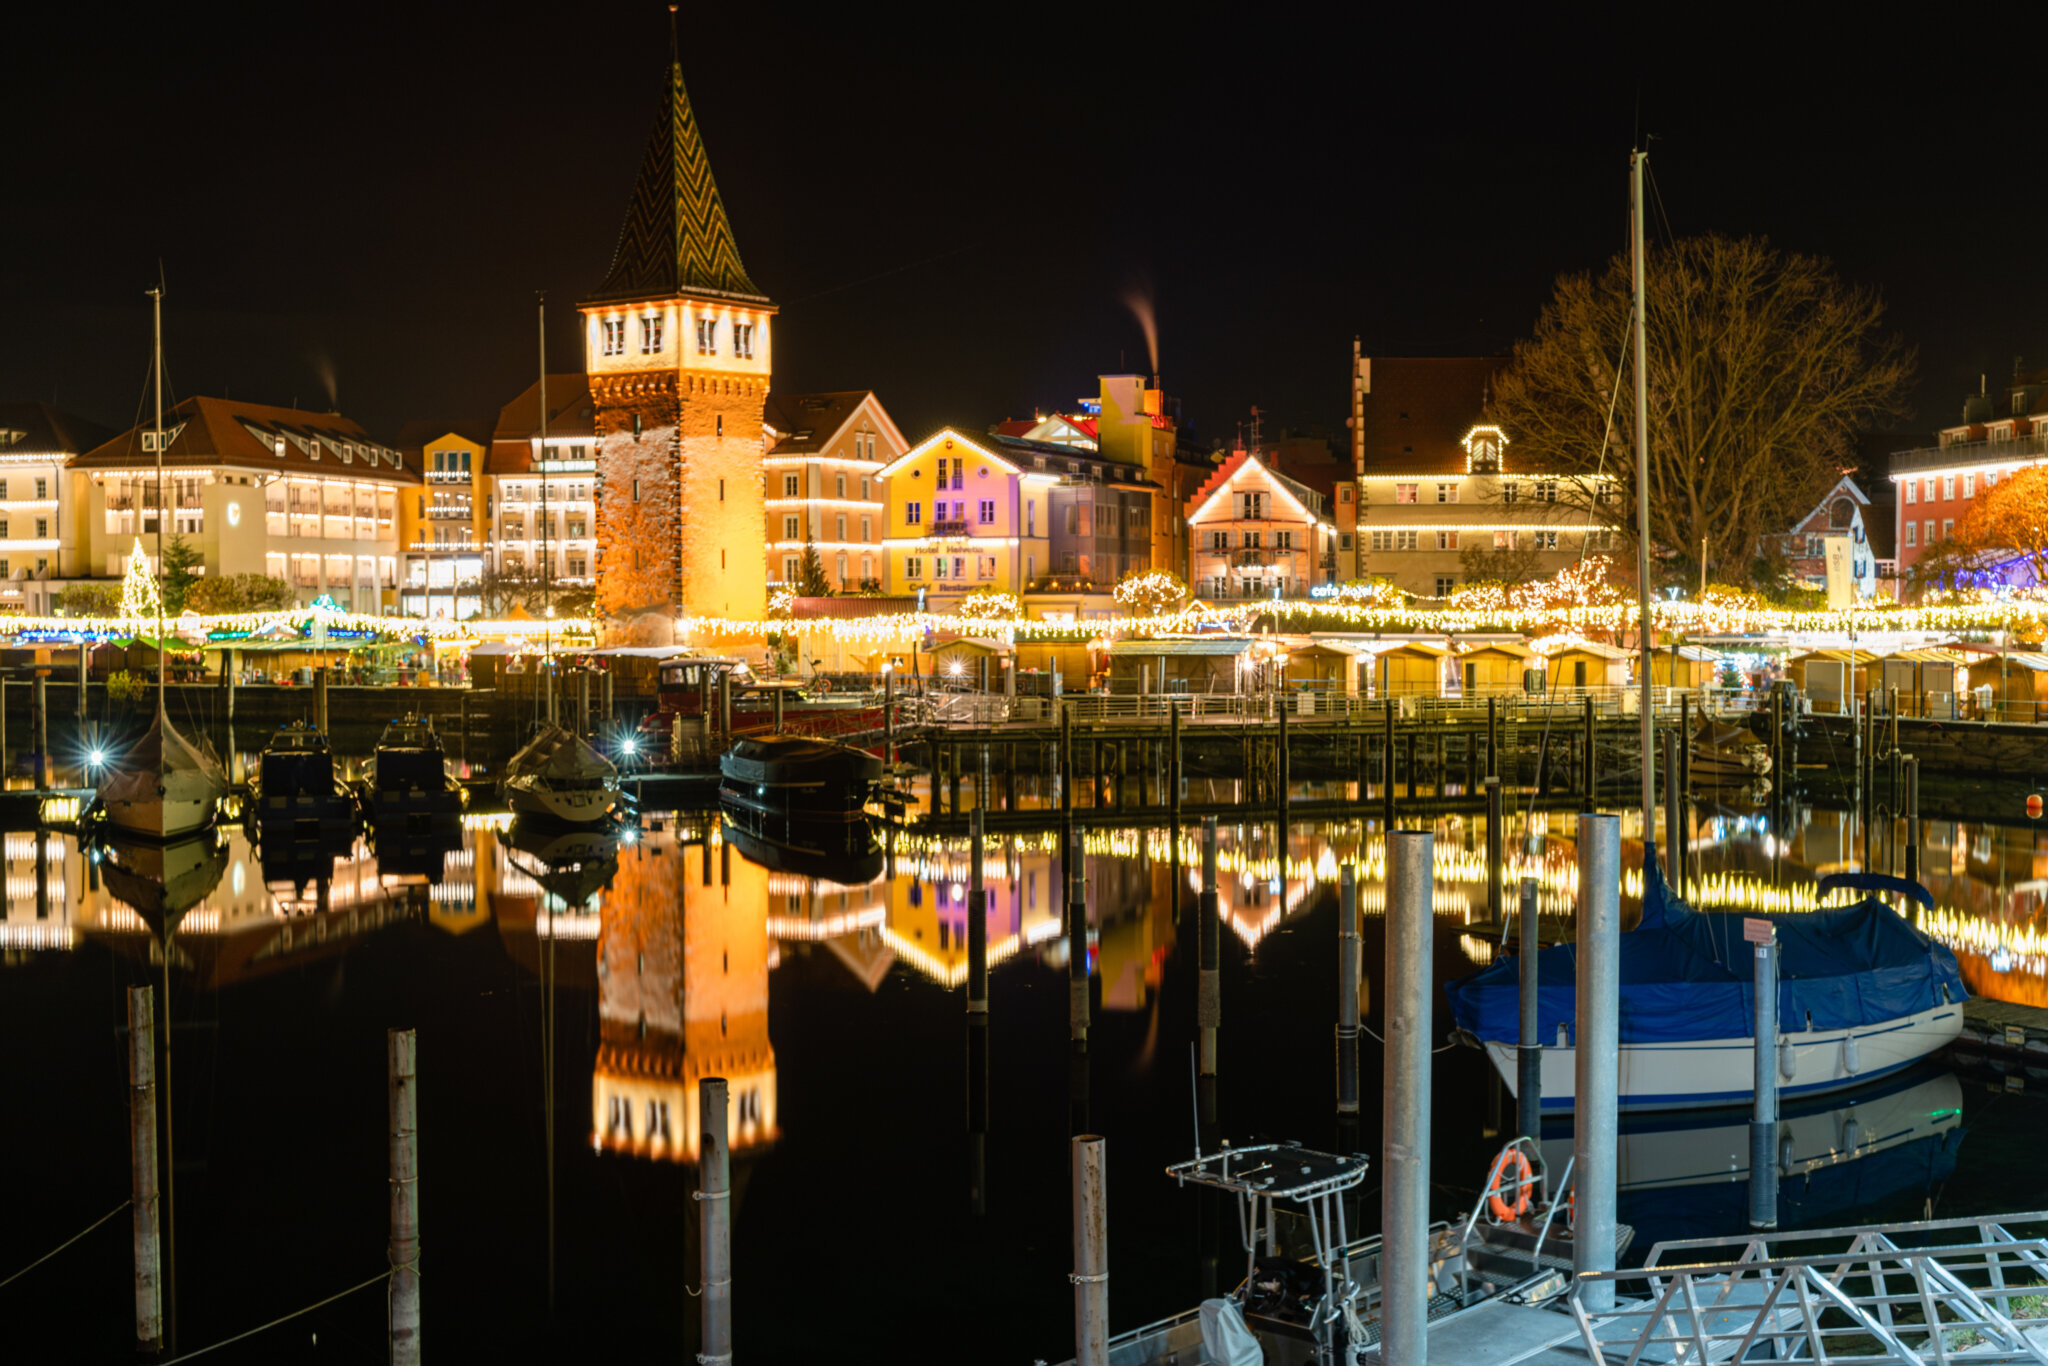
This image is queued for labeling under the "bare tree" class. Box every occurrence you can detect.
[1488,234,1912,587]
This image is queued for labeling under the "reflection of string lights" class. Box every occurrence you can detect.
[1919,907,2048,978]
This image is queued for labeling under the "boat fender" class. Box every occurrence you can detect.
[1843,1031,1860,1075]
[1779,1036,1797,1081]
[1840,1115,1862,1152]
[1779,1128,1797,1174]
[1485,1147,1534,1222]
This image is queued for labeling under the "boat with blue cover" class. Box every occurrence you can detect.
[1445,850,1967,1111]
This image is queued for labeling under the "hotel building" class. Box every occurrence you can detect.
[762,390,906,591]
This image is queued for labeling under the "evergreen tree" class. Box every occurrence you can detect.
[160,534,202,613]
[794,535,833,596]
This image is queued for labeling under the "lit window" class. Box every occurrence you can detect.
[860,516,871,540]
[733,323,755,359]
[639,314,664,353]
[1942,475,1955,499]
[1905,480,1916,505]
[33,478,46,499]
[1923,477,1936,501]
[696,318,717,355]
[1537,531,1559,549]
[1274,530,1293,550]
[934,555,949,579]
[783,474,800,497]
[602,319,626,356]
[1924,520,1934,544]
[978,499,995,524]
[1436,483,1458,503]
[1964,472,1976,497]
[1242,492,1264,518]
[782,555,798,580]
[783,515,800,539]
[978,555,996,578]
[1943,519,1954,539]
[835,473,847,498]
[905,501,922,525]
[1436,530,1458,550]
[1533,481,1558,502]
[835,514,846,539]
[905,556,922,579]
[1494,530,1512,549]
[1905,521,1917,547]
[1395,483,1418,504]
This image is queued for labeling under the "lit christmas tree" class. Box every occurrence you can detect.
[121,536,161,621]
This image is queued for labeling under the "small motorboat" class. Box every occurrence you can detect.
[355,715,465,826]
[501,723,621,826]
[98,709,228,841]
[717,734,880,825]
[1692,717,1772,784]
[1447,854,1967,1112]
[248,721,354,840]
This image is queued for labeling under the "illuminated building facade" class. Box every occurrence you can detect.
[394,420,490,619]
[1348,354,1605,598]
[487,376,599,594]
[0,402,111,613]
[1886,373,2048,585]
[762,391,906,591]
[581,60,773,622]
[69,397,413,612]
[1184,449,1339,600]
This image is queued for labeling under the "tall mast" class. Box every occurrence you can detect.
[538,293,550,708]
[150,283,166,719]
[1630,151,1654,846]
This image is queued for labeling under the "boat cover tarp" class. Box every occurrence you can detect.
[720,735,881,787]
[1444,844,1966,1046]
[99,712,222,810]
[506,724,617,782]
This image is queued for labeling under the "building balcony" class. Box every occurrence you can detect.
[427,505,472,520]
[1230,549,1277,567]
[929,519,971,538]
[1890,432,2048,474]
[425,469,471,484]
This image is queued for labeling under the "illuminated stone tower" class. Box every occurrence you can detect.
[582,59,773,623]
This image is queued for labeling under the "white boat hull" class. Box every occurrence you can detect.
[1483,1000,1964,1111]
[105,764,225,841]
[504,777,616,826]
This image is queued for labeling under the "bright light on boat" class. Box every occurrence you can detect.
[88,749,104,765]
[619,737,639,756]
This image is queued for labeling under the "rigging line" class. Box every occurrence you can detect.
[1516,312,1637,830]
[154,1269,391,1364]
[0,1198,131,1291]
[1645,161,1679,252]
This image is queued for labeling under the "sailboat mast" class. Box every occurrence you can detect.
[538,293,550,720]
[1630,151,1654,843]
[151,284,166,716]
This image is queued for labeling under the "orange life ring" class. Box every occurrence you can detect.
[1485,1148,1534,1222]
[812,677,832,693]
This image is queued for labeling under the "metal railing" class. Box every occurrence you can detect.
[1892,432,2048,474]
[901,686,1762,730]
[1570,1210,2048,1364]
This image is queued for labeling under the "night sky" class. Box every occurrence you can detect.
[4,6,2033,450]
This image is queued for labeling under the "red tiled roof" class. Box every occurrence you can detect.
[763,391,874,456]
[489,375,594,474]
[72,396,416,481]
[1357,356,1511,476]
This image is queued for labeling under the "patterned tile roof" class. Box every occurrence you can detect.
[0,402,114,457]
[585,62,767,307]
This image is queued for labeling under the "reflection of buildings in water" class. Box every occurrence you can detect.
[20,824,479,986]
[0,831,77,951]
[765,870,893,990]
[877,842,1064,989]
[592,831,777,1164]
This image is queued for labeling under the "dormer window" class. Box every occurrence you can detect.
[1462,423,1507,473]
[602,319,626,356]
[640,314,664,353]
[696,318,717,355]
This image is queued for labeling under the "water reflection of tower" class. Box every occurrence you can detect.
[593,831,777,1162]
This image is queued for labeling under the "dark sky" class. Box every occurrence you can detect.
[4,5,2033,450]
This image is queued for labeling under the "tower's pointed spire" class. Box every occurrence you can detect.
[587,53,766,305]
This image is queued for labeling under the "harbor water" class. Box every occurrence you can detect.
[2,783,2043,1362]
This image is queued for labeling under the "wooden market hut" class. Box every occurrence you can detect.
[1284,640,1364,693]
[1534,637,1631,693]
[1108,637,1256,694]
[1786,648,1882,714]
[928,636,1011,690]
[1963,652,2048,722]
[1878,647,1965,719]
[1451,640,1535,696]
[1369,640,1451,698]
[1649,643,1723,689]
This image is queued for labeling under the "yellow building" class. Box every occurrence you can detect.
[582,59,774,623]
[875,429,1055,607]
[763,391,907,591]
[394,420,489,619]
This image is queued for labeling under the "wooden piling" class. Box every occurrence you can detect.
[388,1027,420,1366]
[967,810,987,1016]
[1484,776,1502,923]
[1382,700,1396,830]
[315,666,329,737]
[1068,826,1089,1044]
[1487,695,1499,780]
[1582,695,1596,805]
[1198,816,1219,1077]
[1168,701,1182,828]
[32,674,46,790]
[1663,728,1682,899]
[1276,696,1290,817]
[1071,1135,1109,1366]
[699,1076,733,1366]
[884,672,896,766]
[128,986,163,1353]
[1336,864,1360,1116]
[1904,755,1920,886]
[1059,701,1072,814]
[577,667,591,738]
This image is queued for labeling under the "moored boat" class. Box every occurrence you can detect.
[501,723,620,826]
[1692,716,1772,783]
[717,734,880,824]
[355,714,464,825]
[1447,858,1966,1112]
[248,721,354,840]
[99,710,228,841]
